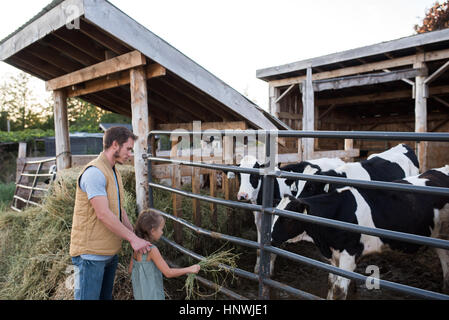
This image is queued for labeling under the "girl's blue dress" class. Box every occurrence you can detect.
[131,245,165,300]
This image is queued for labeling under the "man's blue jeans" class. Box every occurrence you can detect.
[71,255,118,300]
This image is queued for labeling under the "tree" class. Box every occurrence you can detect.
[415,1,449,34]
[0,72,49,130]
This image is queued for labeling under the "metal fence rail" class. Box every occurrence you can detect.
[145,130,449,300]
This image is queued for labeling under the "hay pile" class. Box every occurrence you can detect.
[0,165,137,300]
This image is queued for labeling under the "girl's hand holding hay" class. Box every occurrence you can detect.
[183,248,240,299]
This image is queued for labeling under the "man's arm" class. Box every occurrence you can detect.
[90,196,151,253]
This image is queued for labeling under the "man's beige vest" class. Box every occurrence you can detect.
[69,152,126,257]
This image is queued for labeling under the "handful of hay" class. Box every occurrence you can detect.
[183,247,240,300]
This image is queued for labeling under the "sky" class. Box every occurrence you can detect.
[0,0,440,111]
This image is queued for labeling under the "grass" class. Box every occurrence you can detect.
[0,182,15,211]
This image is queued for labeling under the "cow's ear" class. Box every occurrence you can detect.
[259,161,270,169]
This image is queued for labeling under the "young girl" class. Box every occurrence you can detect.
[128,210,200,300]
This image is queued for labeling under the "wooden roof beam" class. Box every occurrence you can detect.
[316,84,449,107]
[160,75,234,121]
[53,27,105,62]
[26,42,85,73]
[42,34,99,66]
[78,18,131,56]
[424,60,449,85]
[148,81,216,121]
[67,63,166,97]
[46,50,147,91]
[269,47,449,87]
[313,68,426,92]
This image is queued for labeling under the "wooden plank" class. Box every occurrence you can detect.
[301,67,315,160]
[83,0,278,130]
[425,60,449,85]
[42,34,99,66]
[157,121,247,131]
[52,27,105,62]
[279,112,302,120]
[53,90,71,170]
[267,48,449,87]
[0,0,85,61]
[26,42,85,73]
[130,66,150,212]
[274,84,295,104]
[67,64,166,97]
[46,50,147,91]
[257,28,449,80]
[313,68,426,92]
[432,96,449,109]
[78,18,130,55]
[159,76,233,122]
[344,139,354,162]
[14,51,67,77]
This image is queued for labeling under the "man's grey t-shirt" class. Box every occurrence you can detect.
[78,166,121,261]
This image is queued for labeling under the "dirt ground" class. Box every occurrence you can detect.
[163,219,447,300]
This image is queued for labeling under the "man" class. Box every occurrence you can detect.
[70,126,151,300]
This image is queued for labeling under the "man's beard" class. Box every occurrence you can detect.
[113,148,124,164]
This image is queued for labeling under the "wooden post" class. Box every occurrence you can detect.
[344,139,354,162]
[170,139,183,244]
[269,85,280,118]
[209,170,217,226]
[53,90,71,170]
[301,67,315,160]
[130,66,150,213]
[414,61,428,172]
[171,164,183,245]
[18,142,27,158]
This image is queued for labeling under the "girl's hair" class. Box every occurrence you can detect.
[134,210,164,242]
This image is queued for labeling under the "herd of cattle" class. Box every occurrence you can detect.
[225,144,449,299]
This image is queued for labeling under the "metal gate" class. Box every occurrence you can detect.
[144,129,449,300]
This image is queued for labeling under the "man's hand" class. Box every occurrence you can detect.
[91,196,151,253]
[130,235,152,254]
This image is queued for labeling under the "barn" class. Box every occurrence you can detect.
[257,28,449,171]
[0,0,288,212]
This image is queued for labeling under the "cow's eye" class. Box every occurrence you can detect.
[249,174,259,189]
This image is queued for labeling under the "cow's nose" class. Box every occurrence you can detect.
[237,193,248,201]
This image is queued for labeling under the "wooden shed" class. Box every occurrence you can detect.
[257,29,449,171]
[0,0,287,211]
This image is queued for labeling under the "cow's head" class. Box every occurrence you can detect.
[271,195,308,247]
[229,155,269,203]
[296,168,345,199]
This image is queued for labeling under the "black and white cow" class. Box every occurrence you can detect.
[229,155,345,274]
[292,143,420,200]
[272,166,449,299]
